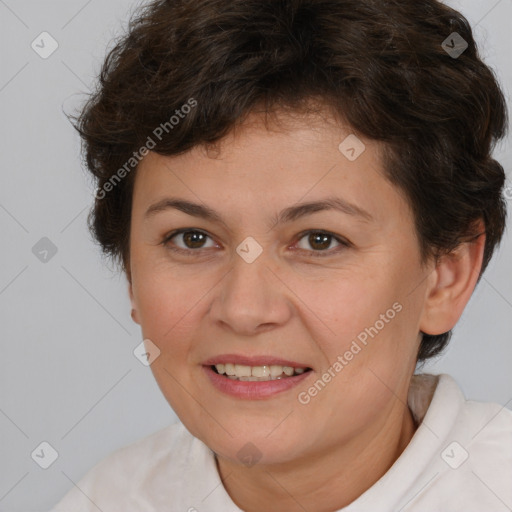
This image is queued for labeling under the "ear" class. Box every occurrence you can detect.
[419,222,486,336]
[127,268,140,325]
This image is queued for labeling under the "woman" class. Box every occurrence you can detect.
[52,0,511,510]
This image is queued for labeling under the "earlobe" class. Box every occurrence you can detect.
[419,225,486,336]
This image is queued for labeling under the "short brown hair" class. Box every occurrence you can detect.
[72,0,508,362]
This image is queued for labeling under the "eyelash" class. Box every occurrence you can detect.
[161,228,351,258]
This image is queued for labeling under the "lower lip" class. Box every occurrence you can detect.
[203,365,313,400]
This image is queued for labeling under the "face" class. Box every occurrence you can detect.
[128,109,430,466]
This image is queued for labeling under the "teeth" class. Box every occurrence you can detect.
[283,366,294,376]
[234,364,252,377]
[270,365,284,377]
[213,363,308,380]
[252,365,270,377]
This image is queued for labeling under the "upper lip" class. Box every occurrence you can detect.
[202,354,311,369]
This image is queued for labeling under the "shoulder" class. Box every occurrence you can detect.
[433,373,512,449]
[407,374,512,511]
[51,421,208,511]
[95,420,190,468]
[83,420,191,477]
[460,392,512,472]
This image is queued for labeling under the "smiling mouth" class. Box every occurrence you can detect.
[211,364,312,381]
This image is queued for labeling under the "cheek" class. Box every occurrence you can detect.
[288,267,398,350]
[134,268,203,346]
[293,261,419,389]
[310,291,420,422]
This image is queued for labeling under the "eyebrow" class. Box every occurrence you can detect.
[144,196,374,228]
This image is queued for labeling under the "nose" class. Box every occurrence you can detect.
[208,251,293,336]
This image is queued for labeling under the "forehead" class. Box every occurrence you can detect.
[132,109,410,230]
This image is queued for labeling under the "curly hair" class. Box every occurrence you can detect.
[72,0,508,362]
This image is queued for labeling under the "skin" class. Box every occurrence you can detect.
[127,107,485,512]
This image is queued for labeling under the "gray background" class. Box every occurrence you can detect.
[0,0,510,510]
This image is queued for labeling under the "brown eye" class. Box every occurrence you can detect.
[163,229,216,253]
[307,232,332,251]
[295,230,349,257]
[181,231,208,249]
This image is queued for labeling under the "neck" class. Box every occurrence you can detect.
[216,402,417,512]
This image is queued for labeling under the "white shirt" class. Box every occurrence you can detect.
[51,373,512,511]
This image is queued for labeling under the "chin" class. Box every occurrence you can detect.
[193,422,311,467]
